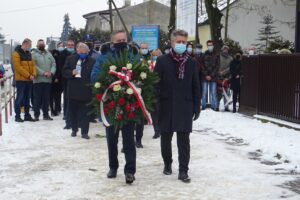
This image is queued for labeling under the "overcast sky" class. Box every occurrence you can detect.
[0,0,146,44]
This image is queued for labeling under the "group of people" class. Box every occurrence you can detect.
[12,28,242,184]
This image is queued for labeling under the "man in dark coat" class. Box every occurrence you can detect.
[202,40,220,111]
[62,42,95,139]
[154,29,201,183]
[230,51,243,113]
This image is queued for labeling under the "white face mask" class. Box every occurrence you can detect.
[208,46,214,52]
[249,50,254,55]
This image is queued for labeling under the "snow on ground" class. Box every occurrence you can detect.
[0,110,300,200]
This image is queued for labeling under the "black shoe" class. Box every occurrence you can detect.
[107,169,117,178]
[24,115,35,122]
[51,112,58,117]
[233,109,236,113]
[71,132,77,137]
[178,171,191,183]
[90,119,97,123]
[214,108,219,112]
[135,141,143,148]
[63,126,71,130]
[152,132,160,139]
[63,116,66,120]
[43,116,53,120]
[33,117,39,121]
[125,173,135,184]
[225,108,230,112]
[81,135,90,140]
[201,107,206,111]
[15,117,24,123]
[163,164,172,175]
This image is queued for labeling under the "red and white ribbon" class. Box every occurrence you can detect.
[100,67,152,127]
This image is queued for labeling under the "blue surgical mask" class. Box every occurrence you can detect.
[174,43,186,55]
[152,56,158,61]
[57,47,64,52]
[195,48,202,55]
[67,48,74,53]
[79,53,88,60]
[208,46,214,52]
[141,49,149,55]
[187,47,193,54]
[27,48,32,52]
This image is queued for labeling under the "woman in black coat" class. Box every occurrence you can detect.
[230,51,243,113]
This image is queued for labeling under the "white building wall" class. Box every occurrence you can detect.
[221,0,296,49]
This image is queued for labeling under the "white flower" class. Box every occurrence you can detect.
[140,72,147,80]
[136,88,142,94]
[113,84,121,92]
[94,82,101,88]
[110,65,117,71]
[126,63,132,70]
[126,88,133,95]
[147,60,151,65]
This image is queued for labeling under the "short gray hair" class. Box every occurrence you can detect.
[110,30,127,42]
[76,42,89,51]
[171,29,188,41]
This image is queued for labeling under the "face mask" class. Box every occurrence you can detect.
[208,46,214,52]
[195,48,202,55]
[187,47,193,54]
[57,47,64,52]
[27,48,32,52]
[67,48,74,53]
[174,43,186,55]
[141,49,149,55]
[249,50,254,55]
[152,56,157,61]
[38,45,45,51]
[79,53,88,60]
[114,42,128,51]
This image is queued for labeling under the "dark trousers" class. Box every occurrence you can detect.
[106,123,136,174]
[69,99,90,136]
[233,90,240,110]
[151,107,161,135]
[50,83,62,114]
[33,83,51,118]
[161,132,190,173]
[135,123,144,142]
[63,84,68,117]
[14,81,32,118]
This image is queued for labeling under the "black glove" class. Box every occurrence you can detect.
[193,111,200,121]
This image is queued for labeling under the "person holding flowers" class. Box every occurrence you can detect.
[154,29,201,183]
[91,30,159,184]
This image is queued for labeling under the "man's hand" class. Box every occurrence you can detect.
[72,69,77,76]
[29,75,34,81]
[236,75,240,79]
[54,78,59,83]
[193,112,200,121]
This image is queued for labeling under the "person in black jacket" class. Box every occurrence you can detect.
[50,42,64,116]
[154,29,201,183]
[62,42,96,139]
[230,51,243,113]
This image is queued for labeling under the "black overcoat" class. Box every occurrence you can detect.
[230,59,242,91]
[154,54,201,133]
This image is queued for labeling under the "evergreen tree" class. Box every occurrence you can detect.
[256,14,280,52]
[61,14,72,42]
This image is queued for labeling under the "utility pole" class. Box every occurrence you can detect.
[195,0,200,44]
[111,0,131,40]
[109,0,113,33]
[296,0,300,52]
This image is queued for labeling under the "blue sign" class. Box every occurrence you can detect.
[132,25,159,50]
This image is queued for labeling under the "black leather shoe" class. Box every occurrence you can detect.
[225,108,230,112]
[178,171,191,183]
[81,135,90,140]
[15,117,24,123]
[135,141,143,148]
[163,164,172,175]
[63,126,71,130]
[152,132,160,139]
[71,132,77,137]
[107,169,117,178]
[24,115,35,122]
[125,173,135,184]
[43,116,53,120]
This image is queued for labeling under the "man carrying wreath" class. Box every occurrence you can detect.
[154,29,201,183]
[91,30,138,184]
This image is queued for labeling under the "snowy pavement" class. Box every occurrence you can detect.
[0,110,300,200]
